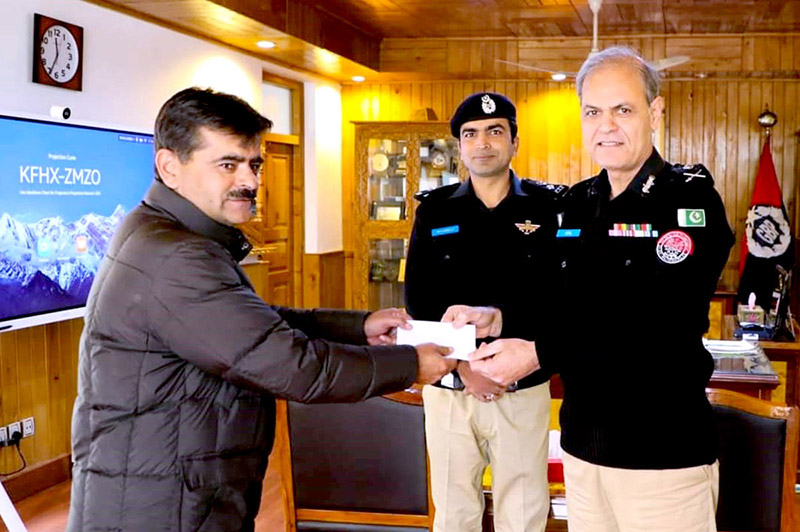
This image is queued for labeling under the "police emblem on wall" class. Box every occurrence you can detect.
[481,94,496,114]
[744,205,791,259]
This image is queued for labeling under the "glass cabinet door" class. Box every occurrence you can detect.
[368,138,408,220]
[419,137,459,193]
[368,238,407,310]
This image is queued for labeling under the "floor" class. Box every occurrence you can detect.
[3,458,799,532]
[2,451,286,532]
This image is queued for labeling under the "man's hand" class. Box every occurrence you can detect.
[441,305,503,338]
[458,361,505,403]
[469,339,539,387]
[415,343,457,384]
[364,308,412,345]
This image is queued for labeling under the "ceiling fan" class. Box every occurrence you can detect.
[497,0,690,79]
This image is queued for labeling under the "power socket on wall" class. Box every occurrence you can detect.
[22,417,34,438]
[0,417,35,446]
[7,422,21,440]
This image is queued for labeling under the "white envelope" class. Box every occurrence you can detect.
[396,320,476,361]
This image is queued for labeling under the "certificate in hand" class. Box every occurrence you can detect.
[396,320,476,361]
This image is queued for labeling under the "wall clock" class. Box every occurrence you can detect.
[32,13,84,91]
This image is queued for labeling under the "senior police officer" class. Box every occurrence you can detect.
[462,47,735,531]
[404,92,564,532]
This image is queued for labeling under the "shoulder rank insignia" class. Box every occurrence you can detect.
[681,165,708,182]
[515,220,540,235]
[642,175,656,194]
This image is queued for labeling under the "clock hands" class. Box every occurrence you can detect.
[48,35,60,75]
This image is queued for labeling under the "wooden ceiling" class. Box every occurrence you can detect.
[310,0,800,38]
[91,0,800,80]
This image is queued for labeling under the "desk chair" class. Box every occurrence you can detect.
[276,389,431,531]
[707,388,798,532]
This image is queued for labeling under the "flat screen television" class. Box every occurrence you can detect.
[0,114,154,333]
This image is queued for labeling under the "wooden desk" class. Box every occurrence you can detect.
[723,315,800,407]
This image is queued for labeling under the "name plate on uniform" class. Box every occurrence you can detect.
[556,229,580,238]
[432,225,459,237]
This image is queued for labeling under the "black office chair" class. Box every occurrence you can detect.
[277,389,431,531]
[707,388,798,532]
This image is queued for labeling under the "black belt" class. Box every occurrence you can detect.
[433,371,522,392]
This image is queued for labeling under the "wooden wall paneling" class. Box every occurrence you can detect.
[320,252,346,309]
[29,325,50,465]
[733,81,751,280]
[302,254,321,309]
[16,328,35,465]
[49,322,70,455]
[301,252,348,310]
[0,318,81,486]
[0,330,20,473]
[46,322,64,458]
[784,84,798,234]
[795,34,800,74]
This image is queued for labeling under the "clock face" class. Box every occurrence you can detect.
[431,151,448,169]
[40,24,80,83]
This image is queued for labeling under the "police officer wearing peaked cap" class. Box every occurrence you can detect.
[404,92,565,532]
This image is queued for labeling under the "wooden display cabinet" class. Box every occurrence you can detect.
[352,122,461,310]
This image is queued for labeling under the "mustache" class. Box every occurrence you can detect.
[227,188,257,202]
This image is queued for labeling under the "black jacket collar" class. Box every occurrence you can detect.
[144,179,253,262]
[591,148,665,199]
[450,169,527,200]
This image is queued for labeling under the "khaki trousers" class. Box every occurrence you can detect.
[562,451,719,532]
[423,382,551,532]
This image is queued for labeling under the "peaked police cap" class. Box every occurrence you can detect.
[450,92,517,138]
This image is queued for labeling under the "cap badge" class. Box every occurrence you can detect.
[481,94,496,114]
[515,220,540,235]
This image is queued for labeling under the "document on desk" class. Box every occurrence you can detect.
[396,320,476,361]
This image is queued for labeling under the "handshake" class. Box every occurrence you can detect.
[364,306,541,390]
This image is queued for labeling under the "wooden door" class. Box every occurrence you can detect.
[261,141,293,307]
[240,139,298,307]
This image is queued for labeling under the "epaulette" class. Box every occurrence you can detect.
[414,182,460,202]
[567,176,595,199]
[668,163,714,185]
[520,178,569,199]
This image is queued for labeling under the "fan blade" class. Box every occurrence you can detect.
[495,59,557,74]
[495,59,576,78]
[651,55,690,71]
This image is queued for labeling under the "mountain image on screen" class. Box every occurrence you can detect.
[0,206,127,320]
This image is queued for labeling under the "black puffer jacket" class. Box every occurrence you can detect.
[66,181,417,532]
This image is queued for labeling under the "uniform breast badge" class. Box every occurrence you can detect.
[656,230,693,264]
[677,208,706,227]
[515,220,540,235]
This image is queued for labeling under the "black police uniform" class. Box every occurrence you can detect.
[405,171,566,391]
[537,149,735,470]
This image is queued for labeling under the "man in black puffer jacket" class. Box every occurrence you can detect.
[66,87,455,532]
